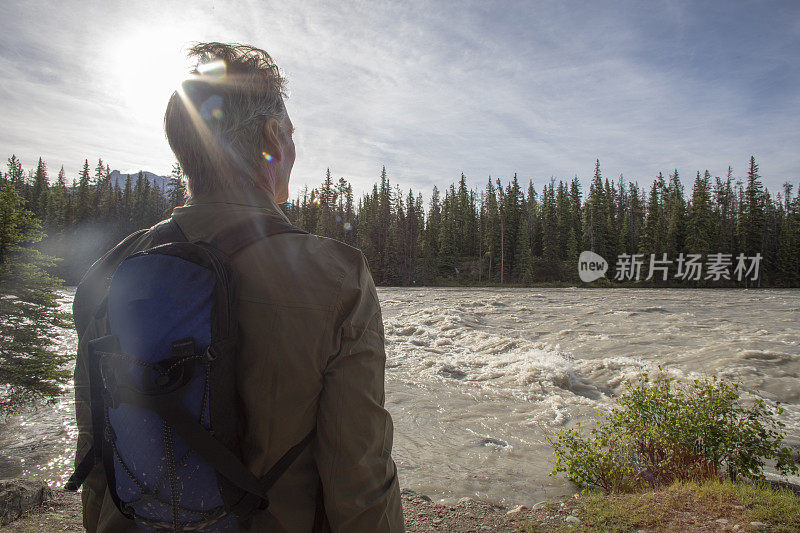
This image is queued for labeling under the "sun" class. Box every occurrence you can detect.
[103,31,193,122]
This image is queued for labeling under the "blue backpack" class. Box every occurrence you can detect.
[67,216,316,531]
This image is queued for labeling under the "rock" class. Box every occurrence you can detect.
[473,437,509,448]
[400,488,432,502]
[457,497,475,505]
[716,518,729,524]
[506,505,528,516]
[762,479,800,495]
[788,442,800,465]
[0,480,53,526]
[438,365,467,380]
[565,515,580,524]
[750,522,768,529]
[531,500,548,510]
[732,526,741,531]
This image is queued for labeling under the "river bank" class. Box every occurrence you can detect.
[4,289,799,505]
[0,485,532,532]
[3,480,799,532]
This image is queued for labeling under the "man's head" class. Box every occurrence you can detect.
[164,42,295,202]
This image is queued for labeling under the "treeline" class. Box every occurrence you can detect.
[2,154,799,287]
[2,155,185,283]
[283,159,799,287]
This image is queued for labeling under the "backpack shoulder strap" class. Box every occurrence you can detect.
[210,215,308,257]
[66,222,183,493]
[149,218,188,246]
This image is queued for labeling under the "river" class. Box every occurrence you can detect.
[1,288,799,506]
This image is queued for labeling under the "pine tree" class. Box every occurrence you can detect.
[527,181,542,259]
[568,177,582,256]
[620,182,644,254]
[604,176,620,260]
[713,169,736,253]
[664,169,686,257]
[437,184,458,278]
[423,185,442,281]
[496,178,506,283]
[121,174,134,233]
[0,182,71,413]
[45,166,69,231]
[540,180,559,279]
[167,162,187,212]
[776,183,799,285]
[686,170,714,257]
[149,180,165,225]
[639,175,665,257]
[343,181,355,245]
[6,155,24,191]
[739,156,766,257]
[514,187,534,283]
[401,189,422,284]
[93,160,114,222]
[455,173,477,257]
[377,166,392,281]
[386,185,406,284]
[583,160,608,257]
[482,179,500,282]
[501,174,522,280]
[30,157,49,219]
[318,168,339,238]
[74,160,92,224]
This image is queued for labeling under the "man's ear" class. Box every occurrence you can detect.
[262,117,283,162]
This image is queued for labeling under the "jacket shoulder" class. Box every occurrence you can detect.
[295,233,370,286]
[306,233,366,266]
[235,230,370,309]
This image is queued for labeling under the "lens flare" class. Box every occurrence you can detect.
[313,198,320,205]
[344,222,352,231]
[262,152,274,162]
[196,60,227,80]
[200,95,223,121]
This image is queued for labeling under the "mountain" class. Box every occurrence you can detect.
[109,170,172,192]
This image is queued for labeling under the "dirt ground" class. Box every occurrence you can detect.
[0,487,551,532]
[1,485,790,532]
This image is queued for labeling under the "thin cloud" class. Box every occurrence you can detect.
[1,0,797,198]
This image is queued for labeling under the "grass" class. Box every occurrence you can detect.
[523,480,800,532]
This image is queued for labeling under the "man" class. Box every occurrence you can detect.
[72,42,404,532]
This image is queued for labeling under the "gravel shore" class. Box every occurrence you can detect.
[0,486,548,532]
[3,484,794,532]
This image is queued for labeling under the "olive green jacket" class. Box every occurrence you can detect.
[72,188,404,532]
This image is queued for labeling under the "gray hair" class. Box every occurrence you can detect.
[164,42,287,196]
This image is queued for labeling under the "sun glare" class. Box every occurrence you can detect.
[105,33,192,121]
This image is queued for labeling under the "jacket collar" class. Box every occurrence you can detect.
[183,186,290,222]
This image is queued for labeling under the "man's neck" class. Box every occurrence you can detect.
[187,185,278,209]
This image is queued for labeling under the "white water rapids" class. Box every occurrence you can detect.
[1,288,799,506]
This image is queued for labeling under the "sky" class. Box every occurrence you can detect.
[1,0,799,200]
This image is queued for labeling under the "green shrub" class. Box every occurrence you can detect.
[548,372,798,492]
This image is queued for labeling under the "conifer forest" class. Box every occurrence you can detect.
[2,154,799,287]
